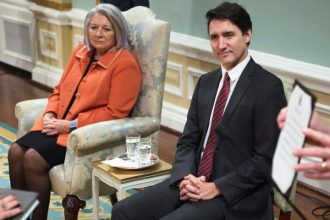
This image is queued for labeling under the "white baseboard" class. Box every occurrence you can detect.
[32,61,62,88]
[161,101,187,132]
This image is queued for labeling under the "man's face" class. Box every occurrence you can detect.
[209,19,251,70]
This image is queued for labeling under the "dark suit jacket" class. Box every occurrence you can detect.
[170,58,287,219]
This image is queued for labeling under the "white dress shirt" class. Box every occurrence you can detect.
[201,54,251,154]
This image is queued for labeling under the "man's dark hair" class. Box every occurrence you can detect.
[206,2,252,34]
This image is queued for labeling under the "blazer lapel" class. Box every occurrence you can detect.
[221,59,256,124]
[202,69,223,131]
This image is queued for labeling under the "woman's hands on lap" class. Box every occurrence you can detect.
[42,112,70,135]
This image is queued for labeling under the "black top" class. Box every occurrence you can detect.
[100,0,149,11]
[62,58,94,119]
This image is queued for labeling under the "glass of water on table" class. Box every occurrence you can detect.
[137,138,152,166]
[125,133,140,161]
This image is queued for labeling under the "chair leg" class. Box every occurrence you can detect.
[109,193,118,205]
[279,210,291,220]
[62,194,86,220]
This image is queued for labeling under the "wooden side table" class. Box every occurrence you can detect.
[92,159,172,220]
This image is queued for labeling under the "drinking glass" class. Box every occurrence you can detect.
[137,138,152,166]
[125,133,140,160]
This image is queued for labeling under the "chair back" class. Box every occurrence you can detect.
[124,6,170,118]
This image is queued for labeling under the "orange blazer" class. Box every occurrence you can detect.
[32,44,142,146]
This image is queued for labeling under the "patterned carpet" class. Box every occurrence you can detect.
[0,121,112,219]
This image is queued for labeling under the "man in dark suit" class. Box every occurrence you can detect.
[112,2,287,219]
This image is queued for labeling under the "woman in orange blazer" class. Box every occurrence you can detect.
[8,4,141,220]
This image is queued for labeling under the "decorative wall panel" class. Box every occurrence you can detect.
[3,17,32,61]
[187,67,203,100]
[0,0,35,71]
[40,29,58,60]
[165,61,183,97]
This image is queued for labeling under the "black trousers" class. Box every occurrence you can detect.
[111,179,225,220]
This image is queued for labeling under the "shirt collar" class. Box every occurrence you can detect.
[76,45,122,68]
[221,54,251,83]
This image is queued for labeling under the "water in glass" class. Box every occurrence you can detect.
[137,138,151,166]
[125,133,140,160]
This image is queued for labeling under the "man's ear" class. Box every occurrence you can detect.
[244,29,252,45]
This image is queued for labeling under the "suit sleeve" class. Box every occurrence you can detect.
[169,76,203,185]
[214,77,287,207]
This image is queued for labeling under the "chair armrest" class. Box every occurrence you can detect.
[51,116,160,199]
[15,98,47,138]
[67,116,160,153]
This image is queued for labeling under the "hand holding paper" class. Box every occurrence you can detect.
[272,81,316,194]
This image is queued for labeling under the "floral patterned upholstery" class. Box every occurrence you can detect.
[15,6,170,200]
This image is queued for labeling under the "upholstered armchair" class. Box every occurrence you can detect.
[15,6,170,220]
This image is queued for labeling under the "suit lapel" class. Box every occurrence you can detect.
[202,69,222,131]
[221,59,256,124]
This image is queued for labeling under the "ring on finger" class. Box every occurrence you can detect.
[321,161,328,172]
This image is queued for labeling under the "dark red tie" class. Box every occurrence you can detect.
[197,72,230,181]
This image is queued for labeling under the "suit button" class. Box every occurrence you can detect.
[75,93,80,98]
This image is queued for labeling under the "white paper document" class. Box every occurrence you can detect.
[272,82,315,194]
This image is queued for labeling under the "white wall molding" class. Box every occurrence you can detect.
[161,101,188,132]
[170,31,330,94]
[29,4,71,26]
[0,0,35,8]
[187,67,204,100]
[165,61,184,97]
[32,61,62,88]
[250,50,330,94]
[170,32,219,65]
[70,8,88,28]
[316,103,330,116]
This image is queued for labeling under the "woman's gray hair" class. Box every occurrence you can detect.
[83,4,130,51]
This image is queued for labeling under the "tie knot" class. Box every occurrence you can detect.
[224,72,230,83]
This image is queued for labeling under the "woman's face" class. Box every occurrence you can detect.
[88,13,116,56]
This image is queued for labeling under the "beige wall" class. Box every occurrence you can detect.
[37,21,72,69]
[164,53,218,109]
